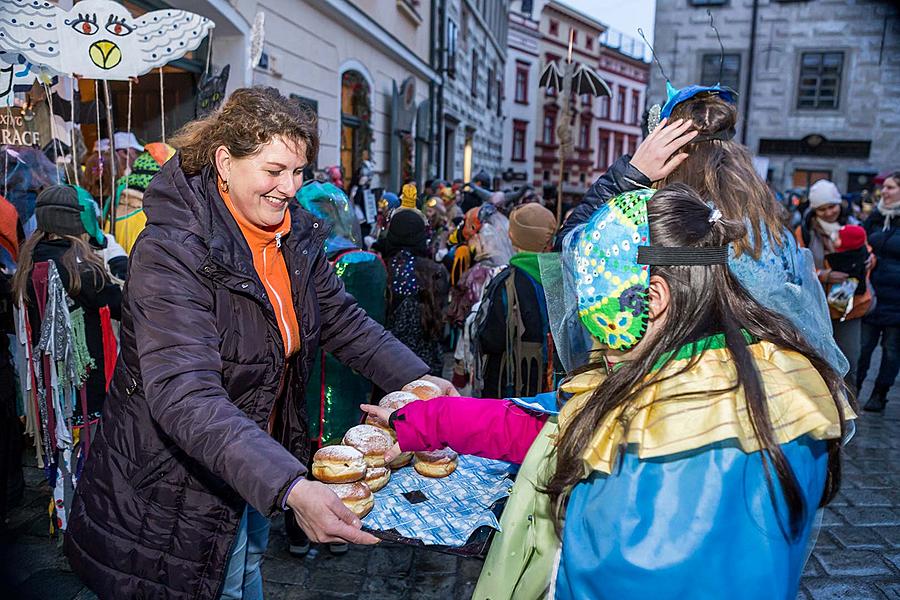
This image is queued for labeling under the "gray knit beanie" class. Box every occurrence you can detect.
[35,185,86,237]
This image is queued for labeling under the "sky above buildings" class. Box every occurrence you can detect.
[563,0,656,44]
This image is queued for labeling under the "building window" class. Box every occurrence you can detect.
[798,52,843,110]
[689,0,726,5]
[515,63,529,103]
[497,77,503,117]
[586,36,593,51]
[599,96,610,119]
[512,120,527,162]
[628,134,638,155]
[543,113,556,144]
[613,133,624,160]
[630,90,640,125]
[340,70,372,189]
[549,19,559,36]
[487,65,494,108]
[615,87,626,122]
[701,53,741,92]
[578,119,590,149]
[598,130,610,168]
[446,19,458,79]
[793,169,832,190]
[471,50,478,97]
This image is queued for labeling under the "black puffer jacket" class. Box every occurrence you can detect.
[555,155,651,249]
[864,209,900,327]
[65,156,428,599]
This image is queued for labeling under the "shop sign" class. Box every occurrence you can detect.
[0,112,39,146]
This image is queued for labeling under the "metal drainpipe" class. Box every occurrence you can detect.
[741,0,759,146]
[435,0,447,178]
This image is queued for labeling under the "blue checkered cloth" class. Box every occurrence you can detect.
[362,454,516,547]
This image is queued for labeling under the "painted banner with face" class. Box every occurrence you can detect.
[0,0,214,80]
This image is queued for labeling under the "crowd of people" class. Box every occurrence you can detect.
[0,81,897,599]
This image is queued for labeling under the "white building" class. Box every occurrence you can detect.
[500,0,548,186]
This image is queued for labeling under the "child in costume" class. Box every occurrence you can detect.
[106,143,176,255]
[363,185,853,600]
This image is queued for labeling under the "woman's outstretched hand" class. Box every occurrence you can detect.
[630,118,698,182]
[360,404,403,463]
[286,479,380,545]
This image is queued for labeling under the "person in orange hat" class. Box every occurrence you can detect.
[0,194,24,268]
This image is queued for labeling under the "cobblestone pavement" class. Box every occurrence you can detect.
[5,356,900,599]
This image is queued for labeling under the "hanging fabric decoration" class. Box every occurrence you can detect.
[249,12,266,70]
[0,0,215,80]
[18,260,95,534]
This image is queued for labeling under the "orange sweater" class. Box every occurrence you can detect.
[221,190,300,356]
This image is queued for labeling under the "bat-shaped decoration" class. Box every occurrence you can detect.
[0,0,215,80]
[538,62,563,93]
[196,64,229,117]
[539,61,611,97]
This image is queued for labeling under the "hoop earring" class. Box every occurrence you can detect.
[220,179,229,193]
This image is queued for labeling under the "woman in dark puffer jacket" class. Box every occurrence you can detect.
[64,87,457,599]
[858,172,900,411]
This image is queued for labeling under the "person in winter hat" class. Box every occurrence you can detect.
[379,209,449,375]
[12,185,123,533]
[107,142,176,254]
[795,179,872,395]
[475,202,558,398]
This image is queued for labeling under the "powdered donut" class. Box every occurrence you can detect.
[328,481,374,518]
[342,424,394,468]
[401,380,442,400]
[413,448,458,478]
[387,451,413,469]
[311,445,366,483]
[364,467,391,492]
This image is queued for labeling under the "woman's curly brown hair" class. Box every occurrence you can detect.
[171,86,319,175]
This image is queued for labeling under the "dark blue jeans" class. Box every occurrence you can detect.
[857,323,900,392]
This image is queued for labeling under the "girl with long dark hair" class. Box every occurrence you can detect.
[364,185,853,600]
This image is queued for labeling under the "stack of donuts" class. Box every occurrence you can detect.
[310,379,459,518]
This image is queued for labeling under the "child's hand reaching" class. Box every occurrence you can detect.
[360,404,403,463]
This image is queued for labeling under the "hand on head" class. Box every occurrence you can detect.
[630,118,698,182]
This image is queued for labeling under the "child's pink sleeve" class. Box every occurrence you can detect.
[392,396,547,465]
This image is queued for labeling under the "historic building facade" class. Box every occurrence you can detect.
[436,0,509,183]
[232,0,440,191]
[651,0,900,192]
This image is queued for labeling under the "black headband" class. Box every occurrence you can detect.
[690,127,736,143]
[637,245,729,265]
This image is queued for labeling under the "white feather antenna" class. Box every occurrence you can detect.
[249,12,265,69]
